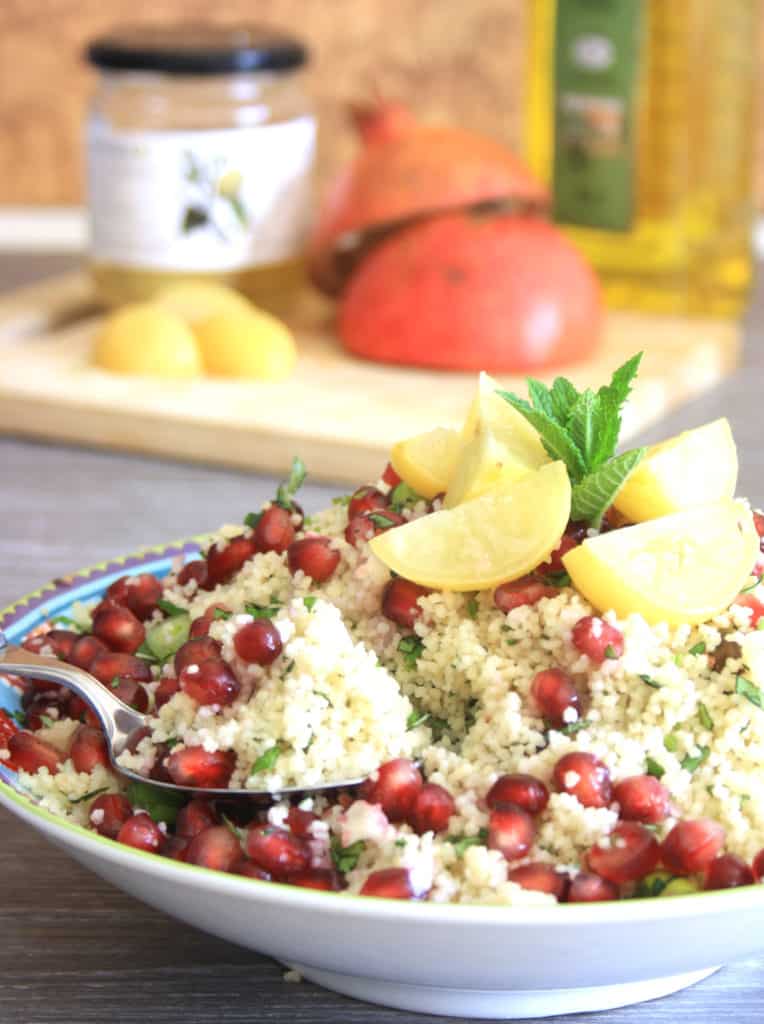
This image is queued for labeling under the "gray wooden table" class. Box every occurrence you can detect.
[2,253,763,1024]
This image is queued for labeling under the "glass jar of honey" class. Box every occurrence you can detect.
[86,24,315,313]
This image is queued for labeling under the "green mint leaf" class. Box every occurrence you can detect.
[50,614,83,632]
[588,392,622,468]
[244,511,263,529]
[735,675,764,709]
[368,512,400,529]
[498,392,587,482]
[558,718,591,736]
[251,745,281,774]
[604,644,618,660]
[689,642,706,656]
[466,597,479,619]
[276,456,307,509]
[213,608,232,620]
[245,601,281,620]
[330,836,366,873]
[69,786,110,805]
[681,746,710,773]
[545,571,572,589]
[303,596,318,611]
[398,634,424,670]
[635,871,673,898]
[698,703,714,730]
[389,482,422,511]
[156,598,187,618]
[406,709,429,730]
[567,390,597,468]
[664,732,679,752]
[526,379,558,422]
[314,690,333,708]
[601,352,643,410]
[640,674,663,689]
[448,828,489,857]
[126,780,185,825]
[570,448,646,528]
[645,756,665,779]
[549,376,580,425]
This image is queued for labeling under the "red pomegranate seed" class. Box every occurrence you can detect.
[508,862,569,900]
[613,775,671,824]
[587,822,660,883]
[122,574,163,620]
[734,593,764,627]
[345,509,406,547]
[70,725,112,774]
[752,848,764,882]
[246,824,311,877]
[89,651,152,686]
[287,536,341,582]
[155,675,181,709]
[166,746,236,789]
[110,678,150,713]
[486,774,550,816]
[487,806,535,863]
[234,620,283,665]
[661,819,726,874]
[254,505,296,554]
[162,836,191,861]
[189,605,229,639]
[89,794,133,839]
[177,559,208,588]
[382,462,402,487]
[348,486,389,520]
[44,628,79,661]
[92,605,145,655]
[176,798,220,838]
[104,576,131,605]
[409,782,456,834]
[23,678,66,702]
[174,636,222,674]
[186,825,242,871]
[8,732,63,774]
[571,616,624,664]
[704,853,754,890]
[753,511,764,544]
[24,696,68,731]
[358,758,423,822]
[179,658,240,707]
[66,693,91,722]
[286,868,343,892]
[530,668,581,729]
[22,633,52,654]
[205,535,258,587]
[568,872,619,902]
[382,577,431,628]
[0,709,20,761]
[554,752,612,808]
[232,857,272,881]
[69,635,109,671]
[360,867,416,899]
[150,743,174,784]
[536,522,587,575]
[286,805,318,839]
[494,576,557,613]
[117,812,162,853]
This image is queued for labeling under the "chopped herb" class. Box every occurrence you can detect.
[398,634,424,670]
[245,601,282,620]
[125,780,185,826]
[739,573,764,594]
[275,456,307,510]
[545,571,572,589]
[156,598,187,618]
[466,597,479,619]
[506,637,519,647]
[674,653,683,667]
[697,703,714,730]
[244,511,262,529]
[635,872,673,898]
[448,828,489,857]
[368,512,400,529]
[10,710,26,726]
[303,596,318,611]
[332,495,351,507]
[663,733,679,753]
[640,674,663,689]
[406,709,429,730]
[213,608,232,620]
[39,714,55,729]
[330,836,366,873]
[50,614,82,631]
[315,690,334,708]
[688,642,706,656]
[135,641,160,664]
[109,677,122,689]
[681,746,710,773]
[164,737,180,750]
[389,481,422,511]
[251,745,281,774]
[69,786,110,805]
[645,756,665,779]
[558,719,591,736]
[740,793,751,804]
[394,838,407,848]
[736,675,764,710]
[604,644,618,660]
[283,660,295,675]
[303,735,314,753]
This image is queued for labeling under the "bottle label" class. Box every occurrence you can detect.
[87,117,316,270]
[552,0,644,231]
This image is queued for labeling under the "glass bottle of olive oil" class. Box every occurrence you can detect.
[526,0,758,317]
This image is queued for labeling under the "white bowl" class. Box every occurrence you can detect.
[2,544,764,1019]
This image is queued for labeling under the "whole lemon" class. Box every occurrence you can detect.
[94,303,202,378]
[154,280,254,325]
[195,309,297,381]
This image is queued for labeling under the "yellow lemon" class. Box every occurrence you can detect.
[155,281,254,325]
[445,427,536,508]
[369,461,571,591]
[461,371,548,469]
[93,303,202,378]
[563,500,758,625]
[390,427,461,500]
[614,418,738,523]
[195,309,297,381]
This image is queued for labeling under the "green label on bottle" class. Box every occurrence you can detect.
[552,0,644,231]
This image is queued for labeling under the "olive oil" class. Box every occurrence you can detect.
[526,0,758,316]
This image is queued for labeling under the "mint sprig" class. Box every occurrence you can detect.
[498,354,646,528]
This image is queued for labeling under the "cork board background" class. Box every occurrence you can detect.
[0,0,762,207]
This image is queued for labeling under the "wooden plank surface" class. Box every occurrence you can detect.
[0,271,743,485]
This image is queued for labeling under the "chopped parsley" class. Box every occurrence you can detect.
[681,746,710,774]
[635,872,672,898]
[545,571,572,589]
[368,512,400,529]
[275,456,307,511]
[688,641,706,656]
[49,614,82,632]
[251,745,281,774]
[39,714,55,730]
[389,481,422,512]
[739,573,764,594]
[156,598,187,618]
[245,601,282,620]
[466,597,479,619]
[330,836,366,872]
[406,709,430,730]
[303,596,318,611]
[604,644,619,660]
[557,719,591,736]
[314,690,334,708]
[645,756,665,779]
[213,608,232,620]
[735,675,764,710]
[697,703,714,731]
[398,634,424,670]
[663,732,679,753]
[448,829,489,857]
[125,780,185,825]
[394,838,407,849]
[69,786,110,805]
[243,511,262,529]
[640,674,663,689]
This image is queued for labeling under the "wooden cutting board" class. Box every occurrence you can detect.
[0,271,742,485]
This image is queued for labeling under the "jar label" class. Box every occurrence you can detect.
[87,117,316,270]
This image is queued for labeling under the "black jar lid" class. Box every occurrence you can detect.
[87,23,308,75]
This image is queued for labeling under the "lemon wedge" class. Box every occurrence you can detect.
[563,500,758,625]
[461,372,549,469]
[195,309,297,381]
[614,418,738,523]
[444,427,535,508]
[390,427,461,500]
[93,303,202,378]
[370,461,571,591]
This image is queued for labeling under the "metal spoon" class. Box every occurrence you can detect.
[0,635,364,799]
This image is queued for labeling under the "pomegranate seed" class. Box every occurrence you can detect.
[536,522,587,575]
[125,726,151,753]
[110,678,150,713]
[89,794,133,839]
[24,696,69,731]
[69,635,109,670]
[494,576,557,613]
[150,743,174,783]
[530,668,581,729]
[409,783,456,834]
[587,822,660,883]
[382,462,402,487]
[92,605,145,654]
[753,511,764,544]
[174,636,222,674]
[189,605,229,639]
[0,709,20,764]
[232,857,272,881]
[486,774,550,816]
[44,628,79,661]
[254,505,296,554]
[179,658,240,707]
[205,535,257,587]
[553,752,612,808]
[734,593,764,627]
[8,732,63,774]
[382,577,431,629]
[22,633,52,654]
[752,848,764,882]
[487,806,535,863]
[360,867,416,899]
[117,812,162,853]
[661,819,726,874]
[177,559,208,588]
[166,746,236,788]
[704,853,754,890]
[345,509,405,547]
[123,574,163,620]
[508,862,569,900]
[568,872,619,902]
[66,693,91,722]
[287,536,341,582]
[286,806,318,839]
[234,620,283,665]
[186,825,242,871]
[89,651,151,686]
[358,758,423,822]
[246,824,311,877]
[176,799,220,838]
[23,678,66,702]
[613,775,671,824]
[286,868,343,892]
[571,616,624,664]
[104,576,131,604]
[162,836,191,861]
[348,486,389,520]
[155,675,181,709]
[70,725,112,774]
